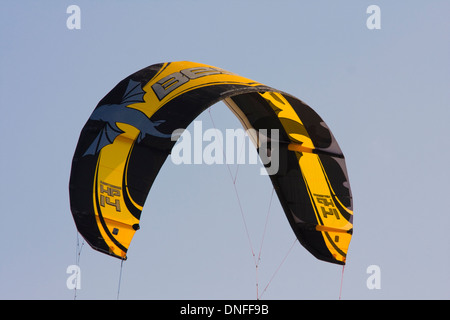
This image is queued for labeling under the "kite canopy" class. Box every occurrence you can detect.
[69,61,353,265]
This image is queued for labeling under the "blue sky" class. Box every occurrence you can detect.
[0,0,449,299]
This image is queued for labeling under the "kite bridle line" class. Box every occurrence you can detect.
[117,259,124,300]
[73,232,84,300]
[339,264,346,300]
[207,106,298,300]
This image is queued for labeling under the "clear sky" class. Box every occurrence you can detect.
[0,0,449,300]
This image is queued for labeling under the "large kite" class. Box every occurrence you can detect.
[69,61,353,265]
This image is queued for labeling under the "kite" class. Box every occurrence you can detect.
[69,61,353,265]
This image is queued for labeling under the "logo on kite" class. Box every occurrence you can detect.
[83,80,171,156]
